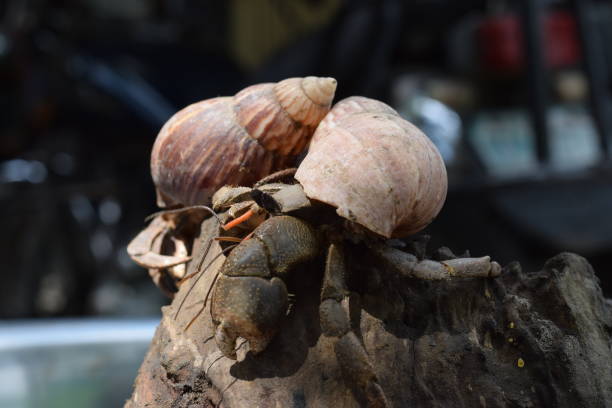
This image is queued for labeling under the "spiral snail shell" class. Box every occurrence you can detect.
[151,77,337,207]
[295,96,447,238]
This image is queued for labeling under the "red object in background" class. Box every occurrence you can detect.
[546,11,581,67]
[479,15,523,72]
[478,11,581,73]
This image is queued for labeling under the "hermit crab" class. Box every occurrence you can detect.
[130,95,502,408]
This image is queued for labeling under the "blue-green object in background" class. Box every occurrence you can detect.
[0,318,157,408]
[469,105,600,178]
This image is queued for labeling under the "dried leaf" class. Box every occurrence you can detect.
[127,217,191,269]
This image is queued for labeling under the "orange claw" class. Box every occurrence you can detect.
[222,209,254,231]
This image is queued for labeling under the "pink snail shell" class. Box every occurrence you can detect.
[295,96,448,238]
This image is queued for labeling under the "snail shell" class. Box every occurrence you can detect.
[295,96,447,238]
[151,77,337,207]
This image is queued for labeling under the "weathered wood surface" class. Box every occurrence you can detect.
[126,216,612,407]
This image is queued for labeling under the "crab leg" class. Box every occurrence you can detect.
[320,243,390,408]
[373,245,501,280]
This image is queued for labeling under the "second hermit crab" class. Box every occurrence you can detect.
[154,96,503,408]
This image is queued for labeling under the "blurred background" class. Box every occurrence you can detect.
[1,0,612,405]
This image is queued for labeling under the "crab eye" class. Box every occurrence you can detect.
[250,189,281,214]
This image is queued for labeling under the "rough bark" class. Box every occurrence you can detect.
[126,216,612,408]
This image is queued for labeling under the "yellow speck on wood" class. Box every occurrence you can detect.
[517,358,525,368]
[484,331,493,349]
[444,263,456,276]
[508,337,514,343]
[508,322,515,329]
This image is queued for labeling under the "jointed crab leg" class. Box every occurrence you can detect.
[320,243,390,408]
[373,245,502,280]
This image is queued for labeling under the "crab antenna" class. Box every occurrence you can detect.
[222,209,254,231]
[214,236,244,243]
[145,205,222,225]
[173,244,237,321]
[184,266,222,332]
[178,238,215,284]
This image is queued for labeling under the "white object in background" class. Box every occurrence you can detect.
[548,105,601,172]
[469,105,600,178]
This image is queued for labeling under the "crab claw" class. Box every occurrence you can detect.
[211,275,288,359]
[210,216,320,359]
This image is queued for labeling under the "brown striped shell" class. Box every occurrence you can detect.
[151,77,337,207]
[295,96,447,238]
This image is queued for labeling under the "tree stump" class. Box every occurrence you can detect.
[126,216,612,407]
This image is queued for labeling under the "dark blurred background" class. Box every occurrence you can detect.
[2,0,612,320]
